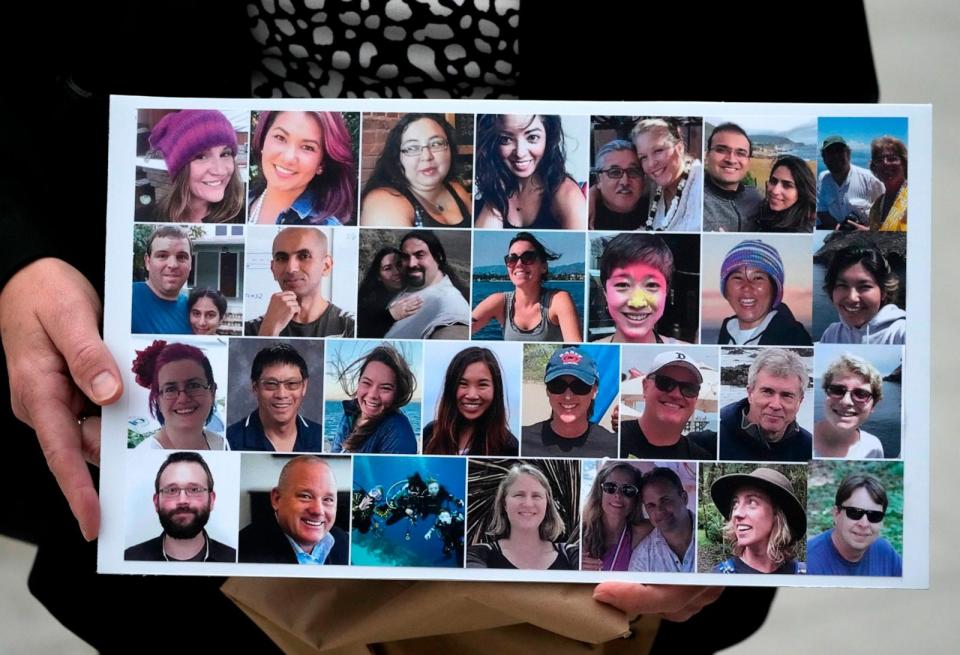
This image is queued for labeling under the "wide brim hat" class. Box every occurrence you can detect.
[710,467,806,541]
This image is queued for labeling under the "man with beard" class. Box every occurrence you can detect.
[629,467,695,572]
[124,452,236,562]
[589,140,648,231]
[245,227,355,337]
[384,230,471,339]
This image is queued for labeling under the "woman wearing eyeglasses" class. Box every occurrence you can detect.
[131,340,226,450]
[813,353,885,458]
[521,346,617,458]
[867,136,908,232]
[581,463,652,571]
[471,232,582,342]
[360,113,472,228]
[475,114,586,230]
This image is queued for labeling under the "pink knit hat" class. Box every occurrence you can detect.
[148,110,238,178]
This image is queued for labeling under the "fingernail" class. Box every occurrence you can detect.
[91,371,119,403]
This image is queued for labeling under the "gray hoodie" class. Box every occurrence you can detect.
[820,303,906,344]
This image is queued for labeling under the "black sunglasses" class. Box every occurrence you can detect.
[649,374,700,399]
[546,378,593,395]
[601,482,639,498]
[839,505,885,523]
[825,384,874,403]
[504,251,539,266]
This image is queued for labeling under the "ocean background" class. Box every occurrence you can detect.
[351,455,466,568]
[812,378,902,458]
[324,401,422,452]
[472,280,586,340]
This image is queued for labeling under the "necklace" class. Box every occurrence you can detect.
[646,161,691,230]
[410,188,446,214]
[249,192,264,223]
[162,532,210,562]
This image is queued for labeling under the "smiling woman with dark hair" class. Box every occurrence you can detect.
[821,245,905,344]
[471,232,581,342]
[475,114,586,230]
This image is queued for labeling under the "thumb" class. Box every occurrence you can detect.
[41,269,123,406]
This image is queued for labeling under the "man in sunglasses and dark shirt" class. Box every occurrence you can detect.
[621,351,716,460]
[521,346,617,458]
[807,473,902,576]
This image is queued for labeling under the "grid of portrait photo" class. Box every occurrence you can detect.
[107,101,924,586]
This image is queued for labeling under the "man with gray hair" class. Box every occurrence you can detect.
[588,139,648,230]
[719,348,811,461]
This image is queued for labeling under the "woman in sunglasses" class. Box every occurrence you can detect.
[581,463,652,571]
[821,245,905,344]
[474,114,586,230]
[471,232,582,342]
[360,113,472,228]
[813,353,885,458]
[131,340,226,450]
[521,346,617,458]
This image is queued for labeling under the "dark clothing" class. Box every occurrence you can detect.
[466,540,578,570]
[226,411,323,453]
[592,199,649,231]
[401,182,471,228]
[245,302,355,338]
[719,398,813,462]
[124,531,237,562]
[421,420,519,456]
[521,419,617,458]
[718,302,813,346]
[357,289,395,338]
[752,205,816,233]
[620,420,716,460]
[239,518,348,565]
[702,176,762,232]
[712,556,804,574]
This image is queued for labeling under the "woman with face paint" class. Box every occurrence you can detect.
[717,239,813,346]
[594,233,685,343]
[471,232,582,342]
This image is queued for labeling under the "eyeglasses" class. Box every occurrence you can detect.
[158,485,209,498]
[825,384,874,403]
[159,381,213,400]
[598,166,643,180]
[710,144,750,159]
[258,378,304,391]
[504,251,539,266]
[546,378,594,395]
[839,505,885,523]
[601,482,639,498]
[877,154,902,164]
[400,138,449,157]
[649,374,700,399]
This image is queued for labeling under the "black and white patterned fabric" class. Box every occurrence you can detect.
[248,0,519,99]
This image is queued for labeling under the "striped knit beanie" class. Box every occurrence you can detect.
[148,110,237,179]
[720,239,785,308]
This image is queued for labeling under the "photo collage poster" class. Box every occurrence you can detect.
[100,96,930,588]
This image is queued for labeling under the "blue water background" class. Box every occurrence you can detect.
[351,455,466,568]
[472,280,585,340]
[323,401,421,452]
[813,378,902,458]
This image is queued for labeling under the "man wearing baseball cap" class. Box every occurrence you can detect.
[709,466,806,574]
[816,135,884,229]
[521,346,617,458]
[620,350,716,460]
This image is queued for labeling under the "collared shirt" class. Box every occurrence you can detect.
[817,164,884,221]
[226,410,323,452]
[285,531,336,565]
[628,511,695,572]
